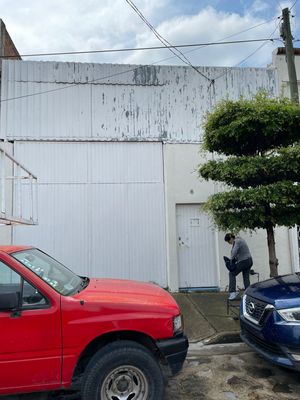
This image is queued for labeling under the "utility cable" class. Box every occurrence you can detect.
[125,0,212,81]
[145,18,279,67]
[290,0,299,10]
[0,17,277,59]
[211,21,281,83]
[175,18,278,58]
[0,17,280,103]
[276,0,283,10]
[0,38,279,59]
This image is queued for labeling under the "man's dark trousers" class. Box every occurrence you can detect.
[229,258,253,292]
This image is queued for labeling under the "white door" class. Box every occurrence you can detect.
[177,204,218,289]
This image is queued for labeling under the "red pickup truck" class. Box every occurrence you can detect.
[0,246,188,400]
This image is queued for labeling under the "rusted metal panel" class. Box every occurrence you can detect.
[1,60,278,143]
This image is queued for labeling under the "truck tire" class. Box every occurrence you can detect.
[81,340,164,400]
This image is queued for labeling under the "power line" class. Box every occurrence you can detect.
[0,38,279,59]
[236,21,281,67]
[211,21,280,83]
[276,0,283,10]
[125,0,212,81]
[0,17,280,103]
[0,65,146,102]
[290,0,299,10]
[152,18,279,63]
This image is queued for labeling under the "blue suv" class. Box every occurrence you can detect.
[240,273,300,371]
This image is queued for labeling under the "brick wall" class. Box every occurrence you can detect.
[0,19,21,60]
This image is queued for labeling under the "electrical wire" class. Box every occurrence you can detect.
[0,64,150,102]
[144,18,279,67]
[0,16,280,103]
[177,18,278,58]
[125,0,281,87]
[0,38,279,59]
[276,0,283,10]
[125,0,212,81]
[2,17,276,60]
[211,21,281,83]
[290,0,299,10]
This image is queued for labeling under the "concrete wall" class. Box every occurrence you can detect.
[271,48,300,274]
[164,143,294,291]
[271,48,300,98]
[163,144,216,290]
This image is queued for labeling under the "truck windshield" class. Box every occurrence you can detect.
[12,248,85,296]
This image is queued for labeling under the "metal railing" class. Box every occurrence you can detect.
[0,142,37,225]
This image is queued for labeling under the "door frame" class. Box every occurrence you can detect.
[176,203,220,291]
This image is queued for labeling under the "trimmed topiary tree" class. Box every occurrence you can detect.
[198,93,300,277]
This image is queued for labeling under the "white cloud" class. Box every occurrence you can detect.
[0,0,287,67]
[123,6,279,67]
[250,0,270,14]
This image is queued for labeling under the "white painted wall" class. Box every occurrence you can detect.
[271,49,300,98]
[164,143,294,291]
[271,49,300,274]
[163,144,216,290]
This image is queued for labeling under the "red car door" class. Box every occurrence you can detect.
[0,259,62,395]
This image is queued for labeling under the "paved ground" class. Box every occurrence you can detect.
[165,343,300,400]
[172,292,241,342]
[3,343,300,400]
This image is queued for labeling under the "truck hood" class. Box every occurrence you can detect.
[74,278,180,314]
[246,273,300,309]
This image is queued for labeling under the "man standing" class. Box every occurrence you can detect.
[224,233,253,300]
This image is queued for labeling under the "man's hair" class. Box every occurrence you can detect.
[224,233,235,242]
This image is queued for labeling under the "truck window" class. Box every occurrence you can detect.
[12,249,83,295]
[0,261,47,309]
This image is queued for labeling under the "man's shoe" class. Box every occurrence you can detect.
[228,291,239,301]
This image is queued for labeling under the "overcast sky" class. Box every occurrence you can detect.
[1,0,299,68]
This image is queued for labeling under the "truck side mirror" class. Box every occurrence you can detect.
[0,292,19,311]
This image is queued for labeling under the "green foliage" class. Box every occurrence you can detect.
[199,145,300,188]
[204,182,300,231]
[203,93,300,156]
[199,93,300,234]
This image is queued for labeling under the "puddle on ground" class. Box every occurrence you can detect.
[247,366,274,379]
[272,383,292,393]
[187,356,212,365]
[227,375,248,386]
[206,333,241,345]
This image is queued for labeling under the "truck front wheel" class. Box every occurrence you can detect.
[81,340,164,400]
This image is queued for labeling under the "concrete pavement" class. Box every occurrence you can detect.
[172,291,242,343]
[166,342,300,400]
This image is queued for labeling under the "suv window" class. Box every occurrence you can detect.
[0,261,48,309]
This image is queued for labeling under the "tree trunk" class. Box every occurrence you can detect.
[266,225,279,277]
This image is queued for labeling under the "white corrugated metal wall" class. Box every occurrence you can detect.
[13,142,167,286]
[0,60,281,289]
[0,60,278,142]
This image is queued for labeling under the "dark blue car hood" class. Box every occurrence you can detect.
[246,273,300,309]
